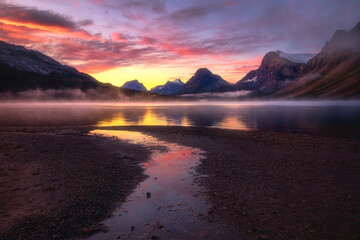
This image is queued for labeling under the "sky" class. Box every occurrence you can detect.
[0,0,359,89]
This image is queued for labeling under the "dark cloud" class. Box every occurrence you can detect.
[169,3,222,22]
[0,2,76,29]
[0,2,92,30]
[77,19,93,27]
[107,0,166,15]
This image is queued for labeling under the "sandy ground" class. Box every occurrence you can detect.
[1,126,359,240]
[104,126,360,240]
[0,127,150,239]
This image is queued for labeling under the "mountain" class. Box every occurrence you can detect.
[150,79,184,95]
[0,41,102,92]
[178,68,232,94]
[236,51,314,95]
[121,80,147,92]
[0,41,164,101]
[276,22,360,98]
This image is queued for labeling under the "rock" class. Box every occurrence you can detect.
[146,192,151,199]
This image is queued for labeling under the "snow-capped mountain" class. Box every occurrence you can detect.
[236,51,308,94]
[150,79,184,95]
[277,51,314,64]
[121,80,147,92]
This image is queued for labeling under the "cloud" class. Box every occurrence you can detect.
[47,39,178,73]
[77,19,93,27]
[0,2,76,29]
[0,2,94,37]
[112,32,127,42]
[112,0,166,13]
[141,36,157,45]
[169,3,222,22]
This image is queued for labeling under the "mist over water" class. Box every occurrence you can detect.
[1,101,360,138]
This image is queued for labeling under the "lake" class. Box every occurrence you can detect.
[0,101,360,138]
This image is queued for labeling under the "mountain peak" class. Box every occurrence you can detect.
[351,21,360,33]
[194,68,212,75]
[149,79,184,95]
[121,79,147,91]
[172,78,184,85]
[321,22,360,54]
[178,68,231,94]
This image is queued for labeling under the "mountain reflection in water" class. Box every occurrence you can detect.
[0,101,360,138]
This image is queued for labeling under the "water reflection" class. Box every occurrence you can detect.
[97,108,193,127]
[88,130,244,240]
[1,101,360,138]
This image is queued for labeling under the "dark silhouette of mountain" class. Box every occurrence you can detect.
[121,79,147,92]
[276,22,360,98]
[0,41,165,101]
[178,68,232,94]
[236,51,313,95]
[150,79,184,95]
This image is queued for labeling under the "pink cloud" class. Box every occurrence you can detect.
[112,32,127,42]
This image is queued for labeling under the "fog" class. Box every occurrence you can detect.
[0,88,131,102]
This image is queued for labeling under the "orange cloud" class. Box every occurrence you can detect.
[0,19,101,41]
[0,19,71,34]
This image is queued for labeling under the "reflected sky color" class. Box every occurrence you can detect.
[88,129,244,239]
[97,108,193,128]
[1,1,359,88]
[1,101,360,138]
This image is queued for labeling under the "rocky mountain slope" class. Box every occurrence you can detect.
[236,51,313,95]
[150,79,184,95]
[236,22,360,99]
[276,22,360,98]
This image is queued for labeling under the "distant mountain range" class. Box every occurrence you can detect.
[0,22,359,100]
[150,79,184,95]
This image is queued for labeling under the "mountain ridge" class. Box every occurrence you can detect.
[150,79,184,95]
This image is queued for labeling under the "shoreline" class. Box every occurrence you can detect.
[0,126,359,239]
[0,127,151,239]
[100,126,360,240]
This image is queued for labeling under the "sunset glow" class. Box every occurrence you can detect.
[1,0,359,88]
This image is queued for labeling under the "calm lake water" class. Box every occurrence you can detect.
[0,101,360,138]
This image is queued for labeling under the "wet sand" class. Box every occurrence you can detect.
[1,126,359,239]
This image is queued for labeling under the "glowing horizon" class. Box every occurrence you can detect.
[0,0,359,88]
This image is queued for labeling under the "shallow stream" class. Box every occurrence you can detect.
[88,130,245,240]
